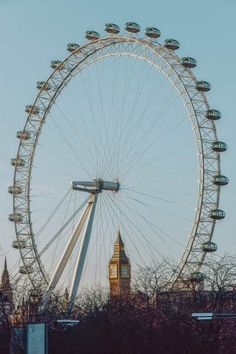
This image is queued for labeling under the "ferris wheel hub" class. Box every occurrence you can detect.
[72,179,120,193]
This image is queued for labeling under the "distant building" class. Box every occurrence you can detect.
[108,229,131,298]
[0,257,14,311]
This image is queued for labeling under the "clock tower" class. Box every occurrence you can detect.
[108,229,131,298]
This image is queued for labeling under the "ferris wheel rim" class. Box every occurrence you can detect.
[11,33,221,290]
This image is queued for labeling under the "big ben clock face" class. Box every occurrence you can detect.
[110,264,118,278]
[121,265,130,278]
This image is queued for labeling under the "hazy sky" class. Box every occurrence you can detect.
[0,0,235,278]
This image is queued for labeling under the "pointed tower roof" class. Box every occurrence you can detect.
[0,256,14,310]
[4,257,7,271]
[112,228,129,260]
[1,257,9,286]
[114,227,124,246]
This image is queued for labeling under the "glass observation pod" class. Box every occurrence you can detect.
[67,43,80,52]
[19,265,33,274]
[163,39,180,50]
[180,57,197,68]
[196,81,211,92]
[85,31,100,41]
[210,209,225,220]
[36,81,51,91]
[125,22,141,33]
[8,213,23,223]
[50,60,65,70]
[11,158,25,167]
[213,175,229,186]
[8,186,22,195]
[206,109,221,120]
[212,141,227,152]
[190,272,205,282]
[12,240,26,249]
[202,241,218,252]
[25,105,40,114]
[16,131,30,140]
[105,23,120,34]
[145,27,161,39]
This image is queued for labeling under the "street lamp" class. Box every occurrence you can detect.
[28,289,40,322]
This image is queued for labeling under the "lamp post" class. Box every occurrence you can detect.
[28,289,40,322]
[25,290,48,354]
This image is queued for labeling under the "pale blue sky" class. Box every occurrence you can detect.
[0,0,235,276]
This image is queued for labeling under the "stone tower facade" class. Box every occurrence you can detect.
[108,229,131,298]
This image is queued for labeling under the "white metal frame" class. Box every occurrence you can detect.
[11,33,221,293]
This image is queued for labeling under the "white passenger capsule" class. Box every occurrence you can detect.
[202,241,217,253]
[8,213,23,222]
[16,131,31,140]
[210,209,225,220]
[12,240,26,249]
[213,175,229,186]
[163,39,180,50]
[105,23,120,34]
[25,105,40,114]
[206,109,221,120]
[36,81,51,91]
[11,158,25,167]
[85,31,100,41]
[125,22,140,33]
[212,141,227,152]
[50,60,65,70]
[145,27,161,39]
[8,186,22,195]
[181,57,197,68]
[196,81,211,92]
[67,43,80,52]
[19,265,33,274]
[189,272,205,282]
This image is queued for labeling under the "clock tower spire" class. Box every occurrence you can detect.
[108,228,131,298]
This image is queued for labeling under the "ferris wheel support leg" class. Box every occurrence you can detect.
[67,193,98,313]
[43,197,94,303]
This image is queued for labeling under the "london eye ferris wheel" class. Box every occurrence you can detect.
[9,22,228,303]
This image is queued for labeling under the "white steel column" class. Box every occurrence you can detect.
[68,193,98,309]
[46,198,94,293]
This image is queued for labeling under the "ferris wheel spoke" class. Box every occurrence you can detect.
[120,188,174,204]
[121,190,192,224]
[123,140,194,187]
[123,137,175,181]
[49,115,93,178]
[106,193,165,261]
[112,60,154,174]
[115,193,184,252]
[77,73,113,176]
[122,115,187,178]
[34,188,72,240]
[118,76,174,175]
[119,87,178,172]
[94,64,115,175]
[98,55,140,177]
[123,187,196,211]
[103,194,150,265]
[51,91,106,177]
[39,197,89,258]
[58,82,104,177]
